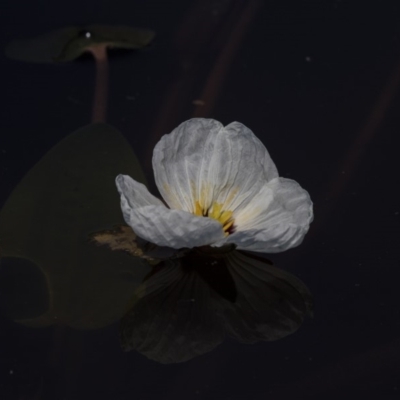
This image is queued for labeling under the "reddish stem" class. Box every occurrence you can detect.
[87,44,109,123]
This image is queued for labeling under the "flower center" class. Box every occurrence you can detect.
[194,201,234,235]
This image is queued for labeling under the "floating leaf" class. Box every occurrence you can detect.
[0,123,151,329]
[5,27,79,63]
[5,25,155,63]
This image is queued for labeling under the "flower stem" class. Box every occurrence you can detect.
[87,44,109,123]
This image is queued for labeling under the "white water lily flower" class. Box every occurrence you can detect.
[116,118,313,253]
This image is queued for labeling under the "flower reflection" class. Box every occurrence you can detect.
[117,118,313,253]
[119,249,312,364]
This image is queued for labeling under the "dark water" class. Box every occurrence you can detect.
[1,1,400,399]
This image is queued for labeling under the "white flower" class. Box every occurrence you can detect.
[116,118,313,253]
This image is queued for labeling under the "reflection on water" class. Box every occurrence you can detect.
[0,122,312,365]
[119,248,312,363]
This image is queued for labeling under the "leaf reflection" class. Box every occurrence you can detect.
[120,250,312,363]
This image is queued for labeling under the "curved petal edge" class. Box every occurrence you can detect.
[123,205,226,249]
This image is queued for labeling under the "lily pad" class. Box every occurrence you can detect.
[0,123,151,329]
[5,25,155,63]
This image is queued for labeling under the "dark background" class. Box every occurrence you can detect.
[1,0,400,399]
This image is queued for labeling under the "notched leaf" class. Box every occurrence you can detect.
[0,123,150,329]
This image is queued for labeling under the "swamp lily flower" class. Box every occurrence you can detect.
[116,118,313,253]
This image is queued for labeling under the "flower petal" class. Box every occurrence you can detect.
[152,119,222,211]
[116,175,164,219]
[152,118,278,213]
[122,205,226,249]
[220,178,313,253]
[216,121,279,213]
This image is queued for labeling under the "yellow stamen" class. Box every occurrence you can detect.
[194,201,203,216]
[223,219,234,232]
[193,201,234,235]
[209,203,223,220]
[219,210,233,225]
